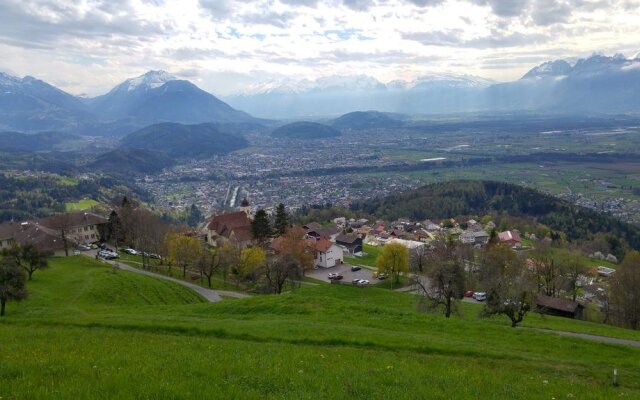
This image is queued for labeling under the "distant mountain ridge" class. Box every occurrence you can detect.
[120,122,249,159]
[226,52,640,118]
[271,121,341,140]
[0,70,261,135]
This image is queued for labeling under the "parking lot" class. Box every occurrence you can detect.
[307,262,377,284]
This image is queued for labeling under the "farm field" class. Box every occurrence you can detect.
[1,256,640,399]
[65,199,99,212]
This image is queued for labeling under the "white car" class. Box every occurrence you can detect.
[123,248,138,255]
[472,292,487,301]
[355,279,370,286]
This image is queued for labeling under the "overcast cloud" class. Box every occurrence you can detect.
[0,0,638,96]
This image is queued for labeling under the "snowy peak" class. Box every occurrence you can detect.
[522,60,572,79]
[0,71,21,87]
[116,70,177,93]
[237,73,491,96]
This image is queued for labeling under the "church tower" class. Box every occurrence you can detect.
[239,198,251,217]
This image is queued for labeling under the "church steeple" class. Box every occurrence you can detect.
[239,198,251,217]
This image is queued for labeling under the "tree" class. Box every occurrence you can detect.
[106,210,124,251]
[166,234,203,278]
[251,209,272,245]
[276,226,314,276]
[480,245,535,327]
[197,248,220,289]
[20,244,49,281]
[264,254,303,294]
[186,203,203,228]
[233,246,266,287]
[375,243,409,286]
[218,242,240,284]
[610,251,640,329]
[47,213,72,256]
[409,245,429,273]
[274,203,289,235]
[412,240,466,318]
[0,257,28,316]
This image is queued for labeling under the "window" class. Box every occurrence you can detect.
[91,234,95,239]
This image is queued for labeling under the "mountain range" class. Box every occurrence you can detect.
[0,71,262,135]
[225,52,640,118]
[1,52,640,133]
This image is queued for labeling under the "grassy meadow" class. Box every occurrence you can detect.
[1,256,640,399]
[64,199,99,212]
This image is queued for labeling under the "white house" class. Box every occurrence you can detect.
[307,238,343,268]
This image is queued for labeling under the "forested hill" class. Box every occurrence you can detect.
[350,180,640,249]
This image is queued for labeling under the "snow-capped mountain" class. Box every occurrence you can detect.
[225,53,640,118]
[87,71,257,125]
[0,71,90,131]
[521,60,572,79]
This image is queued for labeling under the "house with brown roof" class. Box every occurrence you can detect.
[207,211,253,247]
[0,220,67,255]
[498,230,522,247]
[336,234,363,255]
[304,223,341,241]
[0,212,107,254]
[535,295,584,319]
[307,237,343,268]
[38,212,107,245]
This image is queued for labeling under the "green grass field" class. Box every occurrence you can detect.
[1,256,640,399]
[344,244,382,268]
[65,199,99,212]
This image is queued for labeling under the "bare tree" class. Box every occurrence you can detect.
[47,213,72,256]
[412,240,465,318]
[197,248,221,289]
[264,254,303,294]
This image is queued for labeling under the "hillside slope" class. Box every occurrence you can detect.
[1,256,640,399]
[120,122,249,159]
[271,121,341,139]
[350,180,640,249]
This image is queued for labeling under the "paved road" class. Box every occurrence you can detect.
[533,328,640,347]
[114,262,223,302]
[84,251,224,302]
[307,262,376,283]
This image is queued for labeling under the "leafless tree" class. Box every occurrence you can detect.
[47,213,73,256]
[264,255,303,294]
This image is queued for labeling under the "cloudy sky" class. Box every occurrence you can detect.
[0,0,639,96]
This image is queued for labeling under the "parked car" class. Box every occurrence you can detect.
[463,290,474,297]
[123,248,138,255]
[356,279,370,286]
[332,274,344,281]
[77,244,91,251]
[350,266,362,272]
[328,272,338,279]
[472,292,487,301]
[352,278,361,285]
[376,273,387,280]
[97,242,107,249]
[148,253,161,259]
[98,250,119,260]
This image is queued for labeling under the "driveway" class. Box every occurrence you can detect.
[307,262,376,283]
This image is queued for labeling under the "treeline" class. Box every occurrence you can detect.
[350,180,640,256]
[0,173,150,223]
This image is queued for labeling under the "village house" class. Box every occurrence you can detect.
[207,211,253,247]
[498,230,522,247]
[304,223,341,241]
[38,212,107,245]
[335,234,363,255]
[535,295,584,319]
[307,237,343,268]
[0,212,107,255]
[459,230,490,246]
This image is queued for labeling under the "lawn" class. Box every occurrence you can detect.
[344,244,382,268]
[65,198,99,212]
[1,256,640,399]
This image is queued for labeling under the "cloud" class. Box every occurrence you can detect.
[530,0,572,25]
[402,28,549,48]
